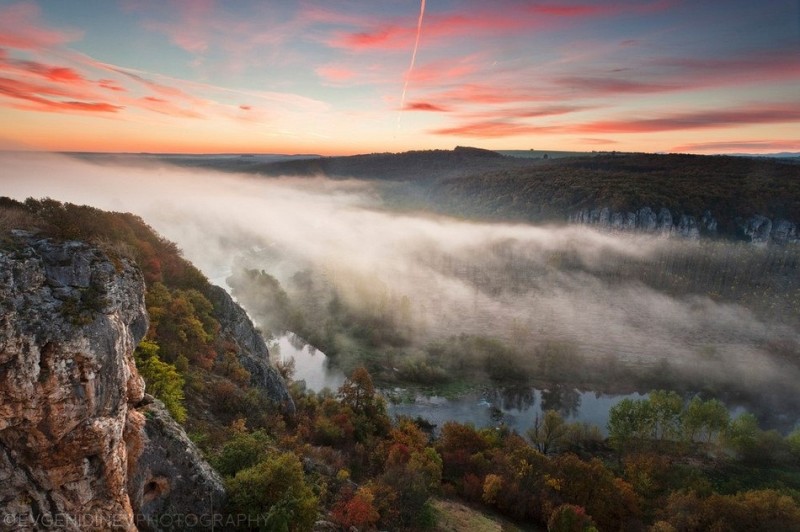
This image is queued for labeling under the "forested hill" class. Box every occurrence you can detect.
[421,153,800,238]
[240,145,540,181]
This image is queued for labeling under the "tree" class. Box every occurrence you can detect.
[330,485,380,530]
[724,412,760,460]
[338,366,376,414]
[212,429,271,477]
[226,452,318,532]
[682,397,729,443]
[134,340,186,423]
[648,390,683,440]
[547,504,598,532]
[787,429,800,464]
[608,398,650,453]
[337,366,389,442]
[528,410,569,455]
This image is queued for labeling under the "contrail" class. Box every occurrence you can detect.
[397,0,426,131]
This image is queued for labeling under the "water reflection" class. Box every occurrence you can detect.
[487,384,535,411]
[541,384,581,418]
[273,333,346,392]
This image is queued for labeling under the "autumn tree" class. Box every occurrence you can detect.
[337,366,389,443]
[330,485,380,530]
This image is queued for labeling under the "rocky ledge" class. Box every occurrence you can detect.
[0,235,222,531]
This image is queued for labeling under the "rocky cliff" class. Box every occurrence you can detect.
[0,234,222,530]
[207,285,295,414]
[569,207,798,244]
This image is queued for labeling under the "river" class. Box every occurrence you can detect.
[272,333,654,435]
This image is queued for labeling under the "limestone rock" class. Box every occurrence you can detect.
[0,237,147,530]
[740,215,772,244]
[0,236,228,531]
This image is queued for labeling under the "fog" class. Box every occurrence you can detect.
[2,151,798,393]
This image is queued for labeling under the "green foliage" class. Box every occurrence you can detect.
[145,282,219,366]
[528,410,569,455]
[724,413,761,460]
[682,397,730,443]
[212,429,272,477]
[134,340,186,423]
[609,391,735,455]
[226,452,318,532]
[788,430,800,463]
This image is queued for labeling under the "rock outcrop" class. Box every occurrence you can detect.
[129,400,224,531]
[207,285,295,414]
[0,235,222,530]
[570,207,799,244]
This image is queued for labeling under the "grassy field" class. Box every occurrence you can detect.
[433,499,540,532]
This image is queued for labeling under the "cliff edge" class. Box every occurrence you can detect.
[0,234,223,530]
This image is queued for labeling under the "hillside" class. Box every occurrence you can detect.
[422,153,800,239]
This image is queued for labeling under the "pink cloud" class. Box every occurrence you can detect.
[98,79,126,92]
[669,140,800,153]
[530,0,675,18]
[530,4,613,17]
[13,60,86,83]
[405,101,451,112]
[326,11,544,52]
[463,105,590,120]
[328,24,414,51]
[0,2,82,50]
[315,65,357,83]
[431,120,555,138]
[555,76,677,94]
[652,49,800,88]
[439,83,553,105]
[570,105,800,134]
[0,76,121,114]
[137,95,202,118]
[581,137,618,145]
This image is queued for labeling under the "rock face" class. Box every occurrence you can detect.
[570,207,799,244]
[129,400,224,531]
[0,235,222,530]
[207,285,295,414]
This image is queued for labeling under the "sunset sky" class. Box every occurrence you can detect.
[0,0,798,155]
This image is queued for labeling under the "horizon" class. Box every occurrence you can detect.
[1,1,798,156]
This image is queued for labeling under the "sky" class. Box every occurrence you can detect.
[0,0,798,155]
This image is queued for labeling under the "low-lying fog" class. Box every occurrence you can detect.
[2,152,798,396]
